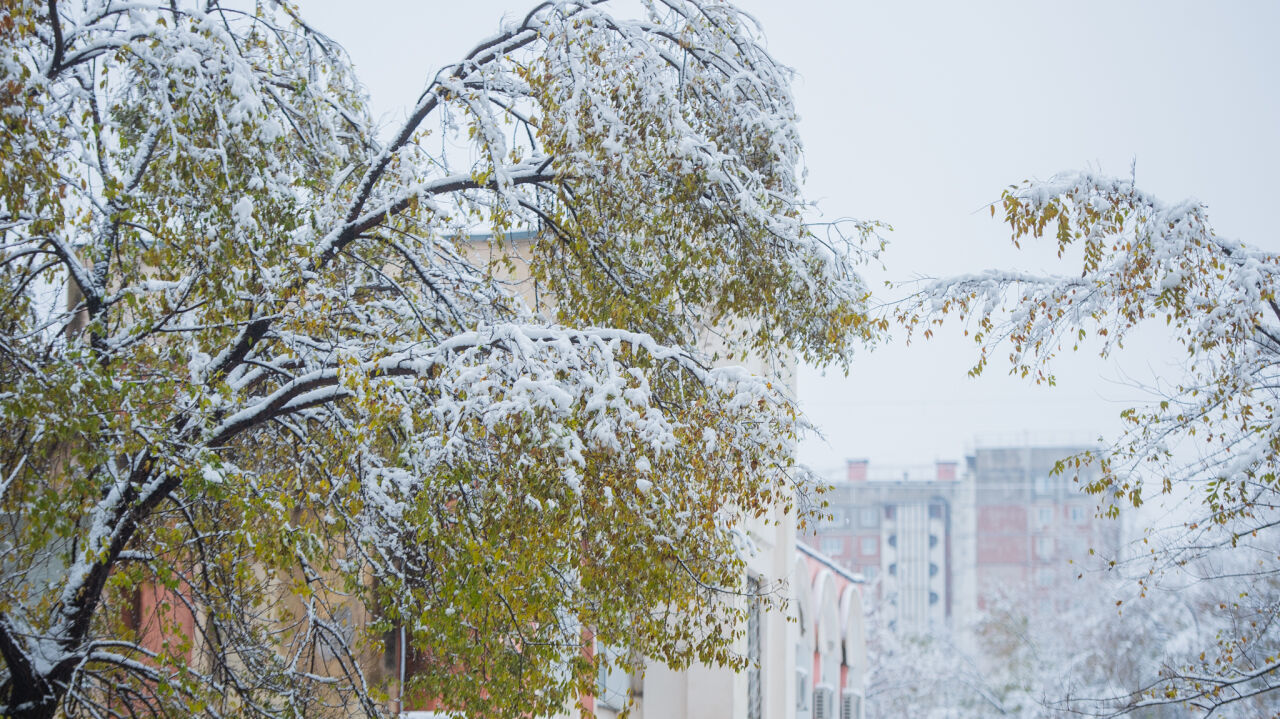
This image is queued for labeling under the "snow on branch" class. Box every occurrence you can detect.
[903,171,1280,715]
[0,1,870,716]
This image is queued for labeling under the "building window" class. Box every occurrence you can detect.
[1071,505,1087,523]
[887,534,897,548]
[888,562,897,576]
[929,562,939,577]
[860,506,880,528]
[1037,506,1053,526]
[860,536,877,556]
[320,606,354,662]
[928,503,943,519]
[1036,567,1054,587]
[929,591,939,605]
[883,505,895,520]
[1035,536,1054,561]
[928,534,938,549]
[1033,474,1053,496]
[597,643,630,711]
[821,509,846,529]
[795,667,811,716]
[820,537,843,557]
[384,626,435,710]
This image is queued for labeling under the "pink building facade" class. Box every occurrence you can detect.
[794,542,867,719]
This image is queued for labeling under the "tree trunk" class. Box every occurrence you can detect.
[4,676,62,719]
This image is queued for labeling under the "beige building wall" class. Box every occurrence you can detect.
[584,506,800,719]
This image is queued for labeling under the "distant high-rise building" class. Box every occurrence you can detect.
[968,443,1120,612]
[802,440,1122,634]
[801,460,974,635]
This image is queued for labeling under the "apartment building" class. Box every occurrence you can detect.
[801,460,974,635]
[803,440,1121,635]
[968,443,1120,611]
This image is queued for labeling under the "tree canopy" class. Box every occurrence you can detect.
[0,1,882,717]
[903,172,1280,716]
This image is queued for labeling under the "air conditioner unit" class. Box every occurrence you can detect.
[840,690,863,719]
[813,684,836,719]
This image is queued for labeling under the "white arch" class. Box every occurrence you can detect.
[792,557,815,649]
[811,570,841,688]
[839,584,868,693]
[793,558,815,719]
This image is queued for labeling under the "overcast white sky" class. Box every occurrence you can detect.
[303,1,1280,476]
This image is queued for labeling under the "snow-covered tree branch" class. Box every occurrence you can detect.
[901,172,1280,716]
[0,1,882,717]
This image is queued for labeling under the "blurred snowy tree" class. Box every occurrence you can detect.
[866,576,1218,719]
[902,173,1280,715]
